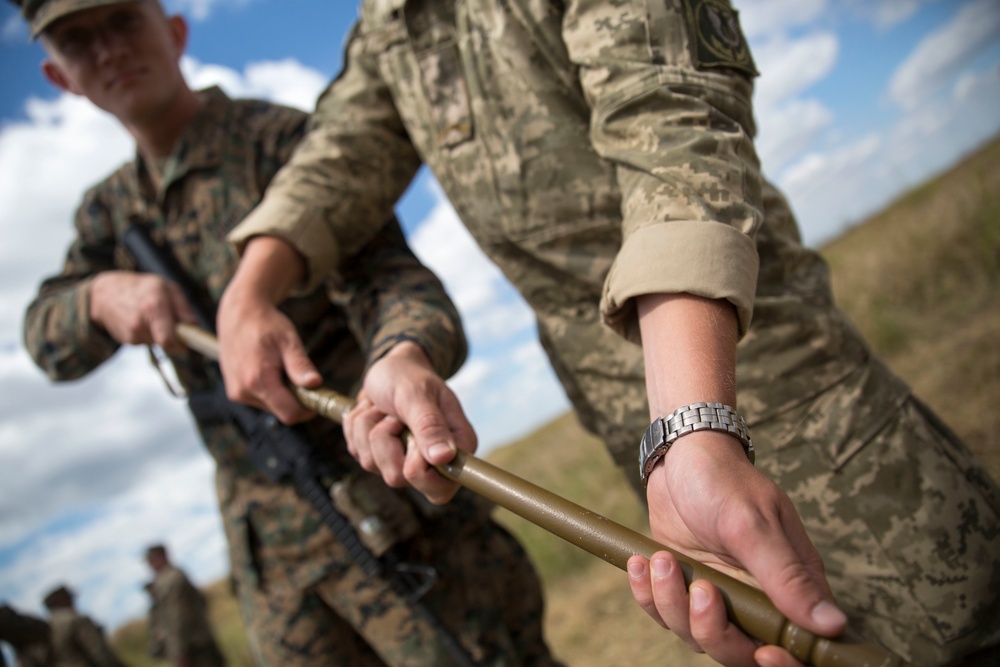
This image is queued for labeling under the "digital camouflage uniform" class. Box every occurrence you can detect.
[148,564,225,667]
[24,87,560,667]
[231,1,1000,665]
[46,608,123,667]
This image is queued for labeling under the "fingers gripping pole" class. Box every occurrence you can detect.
[177,323,909,667]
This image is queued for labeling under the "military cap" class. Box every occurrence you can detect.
[9,0,136,39]
[144,543,167,559]
[42,584,73,609]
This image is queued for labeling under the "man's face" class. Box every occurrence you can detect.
[146,552,166,571]
[40,1,187,124]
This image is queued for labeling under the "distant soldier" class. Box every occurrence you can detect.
[42,586,124,667]
[0,603,52,667]
[144,546,225,667]
[141,582,166,660]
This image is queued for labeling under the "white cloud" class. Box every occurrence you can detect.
[737,0,827,41]
[0,95,131,344]
[840,0,925,30]
[756,98,834,172]
[165,0,258,22]
[2,11,26,42]
[182,56,327,112]
[888,0,1000,109]
[752,31,839,113]
[953,63,1000,103]
[777,133,884,243]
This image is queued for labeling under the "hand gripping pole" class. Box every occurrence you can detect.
[174,322,909,667]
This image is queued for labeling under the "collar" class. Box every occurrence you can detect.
[131,86,232,202]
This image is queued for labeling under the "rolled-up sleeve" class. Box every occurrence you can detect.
[229,23,423,292]
[562,0,763,341]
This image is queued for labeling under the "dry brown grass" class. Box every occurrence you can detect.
[821,134,1000,481]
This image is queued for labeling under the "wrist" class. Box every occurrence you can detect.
[232,235,305,305]
[87,272,114,327]
[379,339,434,372]
[639,402,754,487]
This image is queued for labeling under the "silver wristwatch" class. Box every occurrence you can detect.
[638,402,754,487]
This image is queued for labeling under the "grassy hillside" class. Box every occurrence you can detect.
[112,134,1000,666]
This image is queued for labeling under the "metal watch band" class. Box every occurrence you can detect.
[638,402,754,487]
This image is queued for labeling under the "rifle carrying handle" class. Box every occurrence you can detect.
[171,323,909,667]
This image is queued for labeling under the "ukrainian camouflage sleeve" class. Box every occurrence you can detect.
[329,218,467,380]
[23,187,123,381]
[562,0,764,342]
[230,23,422,291]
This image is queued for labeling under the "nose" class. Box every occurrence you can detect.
[91,24,130,63]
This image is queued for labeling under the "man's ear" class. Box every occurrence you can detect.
[41,59,80,94]
[167,14,189,57]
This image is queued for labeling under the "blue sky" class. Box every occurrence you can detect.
[1,0,998,641]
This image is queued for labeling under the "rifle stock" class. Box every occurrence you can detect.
[173,322,909,667]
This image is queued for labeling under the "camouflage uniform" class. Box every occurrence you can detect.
[24,87,560,667]
[46,608,123,667]
[148,564,225,667]
[231,1,1000,664]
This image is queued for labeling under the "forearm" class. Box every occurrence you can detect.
[23,277,119,381]
[223,235,306,309]
[637,292,748,476]
[637,292,738,419]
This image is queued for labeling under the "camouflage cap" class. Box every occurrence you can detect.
[42,584,73,608]
[10,0,136,39]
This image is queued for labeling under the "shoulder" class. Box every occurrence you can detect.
[226,97,309,136]
[156,565,185,587]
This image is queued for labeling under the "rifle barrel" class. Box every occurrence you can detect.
[174,323,909,667]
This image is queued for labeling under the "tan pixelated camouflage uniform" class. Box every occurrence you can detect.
[24,88,561,667]
[230,1,1000,664]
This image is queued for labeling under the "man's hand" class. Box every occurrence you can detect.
[627,435,846,667]
[89,271,196,349]
[632,292,846,666]
[344,341,476,504]
[216,235,320,423]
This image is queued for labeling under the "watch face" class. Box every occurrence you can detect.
[639,417,667,485]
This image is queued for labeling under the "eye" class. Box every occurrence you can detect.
[108,8,143,35]
[53,29,92,59]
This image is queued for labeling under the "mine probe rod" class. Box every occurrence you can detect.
[174,322,909,667]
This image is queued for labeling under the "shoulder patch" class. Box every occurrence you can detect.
[684,0,758,77]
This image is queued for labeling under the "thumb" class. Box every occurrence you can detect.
[737,515,847,638]
[280,335,322,388]
[399,391,459,466]
[437,387,476,454]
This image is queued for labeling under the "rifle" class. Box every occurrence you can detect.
[124,227,910,667]
[123,224,479,667]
